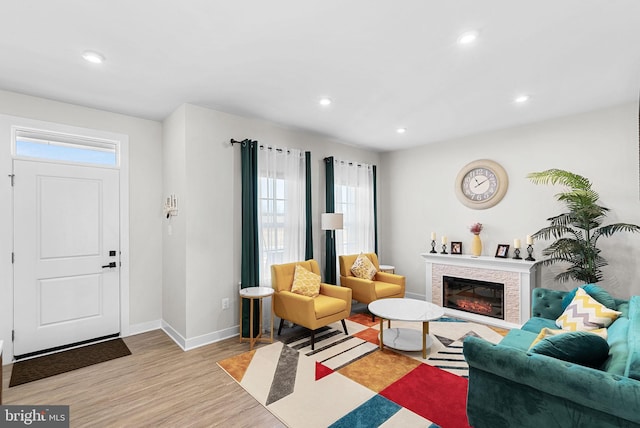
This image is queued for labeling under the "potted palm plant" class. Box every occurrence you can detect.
[528,169,640,284]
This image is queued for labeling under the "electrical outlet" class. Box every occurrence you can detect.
[222,298,230,310]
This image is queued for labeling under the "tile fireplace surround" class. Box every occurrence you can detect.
[421,253,540,329]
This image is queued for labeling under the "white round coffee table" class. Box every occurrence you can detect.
[368,298,445,359]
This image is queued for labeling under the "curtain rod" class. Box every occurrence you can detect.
[324,156,372,168]
[231,138,305,155]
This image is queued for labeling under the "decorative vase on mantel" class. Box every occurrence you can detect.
[469,222,483,257]
[471,234,482,257]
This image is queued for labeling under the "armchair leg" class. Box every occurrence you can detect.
[277,318,285,336]
[310,330,315,350]
[341,319,348,336]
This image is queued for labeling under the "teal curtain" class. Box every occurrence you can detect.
[240,139,260,338]
[324,156,337,284]
[305,151,313,260]
[373,165,378,254]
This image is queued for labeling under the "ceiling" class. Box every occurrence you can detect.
[1,1,639,152]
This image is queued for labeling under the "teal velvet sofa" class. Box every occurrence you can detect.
[463,287,640,428]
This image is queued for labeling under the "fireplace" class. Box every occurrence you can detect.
[422,253,540,328]
[443,275,504,320]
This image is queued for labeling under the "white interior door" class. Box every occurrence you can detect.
[13,159,120,357]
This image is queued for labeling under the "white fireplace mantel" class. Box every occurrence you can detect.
[421,253,540,329]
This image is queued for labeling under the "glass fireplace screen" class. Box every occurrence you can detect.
[443,275,504,320]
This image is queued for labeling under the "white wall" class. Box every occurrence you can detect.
[380,102,640,300]
[0,90,163,361]
[162,103,379,346]
[162,106,188,337]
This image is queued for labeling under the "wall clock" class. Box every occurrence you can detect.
[455,159,509,209]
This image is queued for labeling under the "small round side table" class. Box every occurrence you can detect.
[379,264,395,274]
[239,286,274,350]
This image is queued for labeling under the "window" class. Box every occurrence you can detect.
[14,129,118,166]
[333,159,375,256]
[259,175,287,267]
[257,147,306,287]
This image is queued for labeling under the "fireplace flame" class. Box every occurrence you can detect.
[457,299,493,314]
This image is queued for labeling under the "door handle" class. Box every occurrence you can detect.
[102,262,117,269]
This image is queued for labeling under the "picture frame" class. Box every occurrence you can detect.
[495,244,510,258]
[451,241,462,255]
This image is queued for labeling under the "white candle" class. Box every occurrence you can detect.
[514,238,521,249]
[526,235,533,245]
[431,232,436,241]
[441,236,447,244]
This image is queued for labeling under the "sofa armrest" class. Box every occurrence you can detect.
[531,288,567,320]
[374,271,405,286]
[320,283,352,302]
[273,291,316,325]
[463,336,640,426]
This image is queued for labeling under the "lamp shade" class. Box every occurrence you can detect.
[321,213,343,230]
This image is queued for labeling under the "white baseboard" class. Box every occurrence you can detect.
[160,320,187,350]
[183,326,239,351]
[127,320,241,352]
[405,291,426,300]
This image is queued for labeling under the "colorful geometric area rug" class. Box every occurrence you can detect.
[218,315,504,428]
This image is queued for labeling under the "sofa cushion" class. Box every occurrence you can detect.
[291,264,321,297]
[530,331,610,368]
[529,327,607,348]
[561,284,617,311]
[521,316,558,333]
[500,329,539,350]
[350,253,377,280]
[556,288,621,331]
[601,317,630,375]
[624,295,640,380]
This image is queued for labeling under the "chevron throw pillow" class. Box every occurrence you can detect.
[556,287,621,331]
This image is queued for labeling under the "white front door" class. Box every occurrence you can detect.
[13,159,120,357]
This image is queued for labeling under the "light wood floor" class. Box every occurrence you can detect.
[2,330,285,428]
[1,322,508,427]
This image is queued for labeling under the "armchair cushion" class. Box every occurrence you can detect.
[314,294,348,318]
[350,253,377,280]
[291,264,321,297]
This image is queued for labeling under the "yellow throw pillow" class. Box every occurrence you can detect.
[556,287,621,331]
[529,327,608,349]
[291,264,321,297]
[350,253,377,280]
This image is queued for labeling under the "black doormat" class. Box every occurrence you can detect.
[9,339,131,387]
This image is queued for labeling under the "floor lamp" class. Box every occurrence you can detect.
[322,213,343,284]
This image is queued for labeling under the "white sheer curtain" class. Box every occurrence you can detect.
[257,146,305,288]
[333,158,375,259]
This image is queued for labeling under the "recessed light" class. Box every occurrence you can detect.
[319,97,332,106]
[396,128,406,134]
[514,94,530,103]
[457,30,479,45]
[82,51,105,64]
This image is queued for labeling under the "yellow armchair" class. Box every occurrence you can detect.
[339,253,405,318]
[271,259,352,350]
